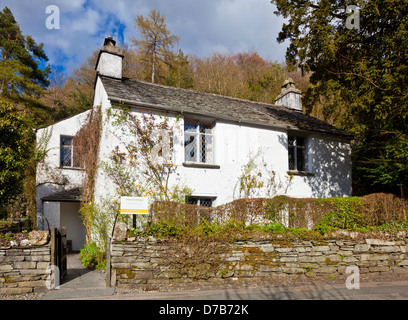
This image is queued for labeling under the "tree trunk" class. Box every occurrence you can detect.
[151,51,156,83]
[401,186,407,199]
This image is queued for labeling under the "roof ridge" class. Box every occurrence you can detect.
[117,76,292,110]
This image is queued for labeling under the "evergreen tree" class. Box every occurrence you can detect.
[272,0,408,196]
[0,100,32,218]
[0,7,51,125]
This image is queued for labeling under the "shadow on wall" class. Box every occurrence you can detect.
[309,137,352,198]
[277,133,352,198]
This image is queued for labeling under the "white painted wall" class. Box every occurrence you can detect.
[42,201,60,230]
[36,111,90,229]
[96,51,122,79]
[91,77,352,208]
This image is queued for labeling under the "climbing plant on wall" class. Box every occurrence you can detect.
[72,106,102,243]
[103,106,192,203]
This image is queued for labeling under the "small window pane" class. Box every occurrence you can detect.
[200,134,213,164]
[61,146,72,167]
[184,133,197,162]
[73,149,81,168]
[187,197,198,205]
[297,146,306,171]
[288,136,295,147]
[61,137,72,146]
[288,135,307,172]
[288,145,295,170]
[199,123,213,134]
[184,121,197,132]
[200,198,213,207]
[297,137,305,147]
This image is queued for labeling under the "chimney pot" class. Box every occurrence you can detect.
[104,35,116,47]
[275,78,302,112]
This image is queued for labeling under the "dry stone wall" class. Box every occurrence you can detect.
[0,245,51,295]
[110,237,408,287]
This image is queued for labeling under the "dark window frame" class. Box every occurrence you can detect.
[288,135,308,172]
[60,135,80,169]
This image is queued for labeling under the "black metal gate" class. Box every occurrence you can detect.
[51,227,67,284]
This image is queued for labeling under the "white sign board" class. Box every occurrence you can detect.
[120,196,149,214]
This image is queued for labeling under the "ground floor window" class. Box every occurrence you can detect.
[186,196,215,207]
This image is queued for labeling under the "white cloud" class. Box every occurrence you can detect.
[0,0,289,74]
[70,8,101,34]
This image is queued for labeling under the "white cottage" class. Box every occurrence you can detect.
[36,37,352,250]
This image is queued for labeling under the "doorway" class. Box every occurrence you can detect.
[60,202,86,252]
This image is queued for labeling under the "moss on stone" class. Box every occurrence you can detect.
[325,257,341,265]
[116,268,136,279]
[270,240,293,247]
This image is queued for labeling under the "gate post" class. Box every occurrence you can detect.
[49,228,58,289]
[105,236,112,287]
[51,228,57,268]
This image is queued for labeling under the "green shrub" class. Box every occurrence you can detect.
[145,221,184,238]
[80,242,105,270]
[314,197,366,234]
[260,222,286,233]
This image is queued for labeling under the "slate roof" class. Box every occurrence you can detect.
[100,76,352,139]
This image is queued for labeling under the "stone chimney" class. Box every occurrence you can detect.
[95,36,124,79]
[275,78,302,111]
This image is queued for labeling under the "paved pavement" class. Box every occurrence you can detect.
[40,254,408,300]
[91,281,408,300]
[39,253,115,300]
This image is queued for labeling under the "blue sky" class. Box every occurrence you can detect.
[1,0,289,78]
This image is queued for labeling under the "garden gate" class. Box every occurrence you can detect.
[51,227,67,284]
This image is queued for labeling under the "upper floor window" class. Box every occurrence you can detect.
[288,135,307,172]
[60,136,80,168]
[184,120,214,164]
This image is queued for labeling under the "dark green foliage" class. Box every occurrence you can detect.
[80,242,106,270]
[271,0,408,196]
[0,100,33,218]
[0,7,51,124]
[314,197,366,234]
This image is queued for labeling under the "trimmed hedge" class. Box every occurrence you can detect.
[150,193,408,230]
